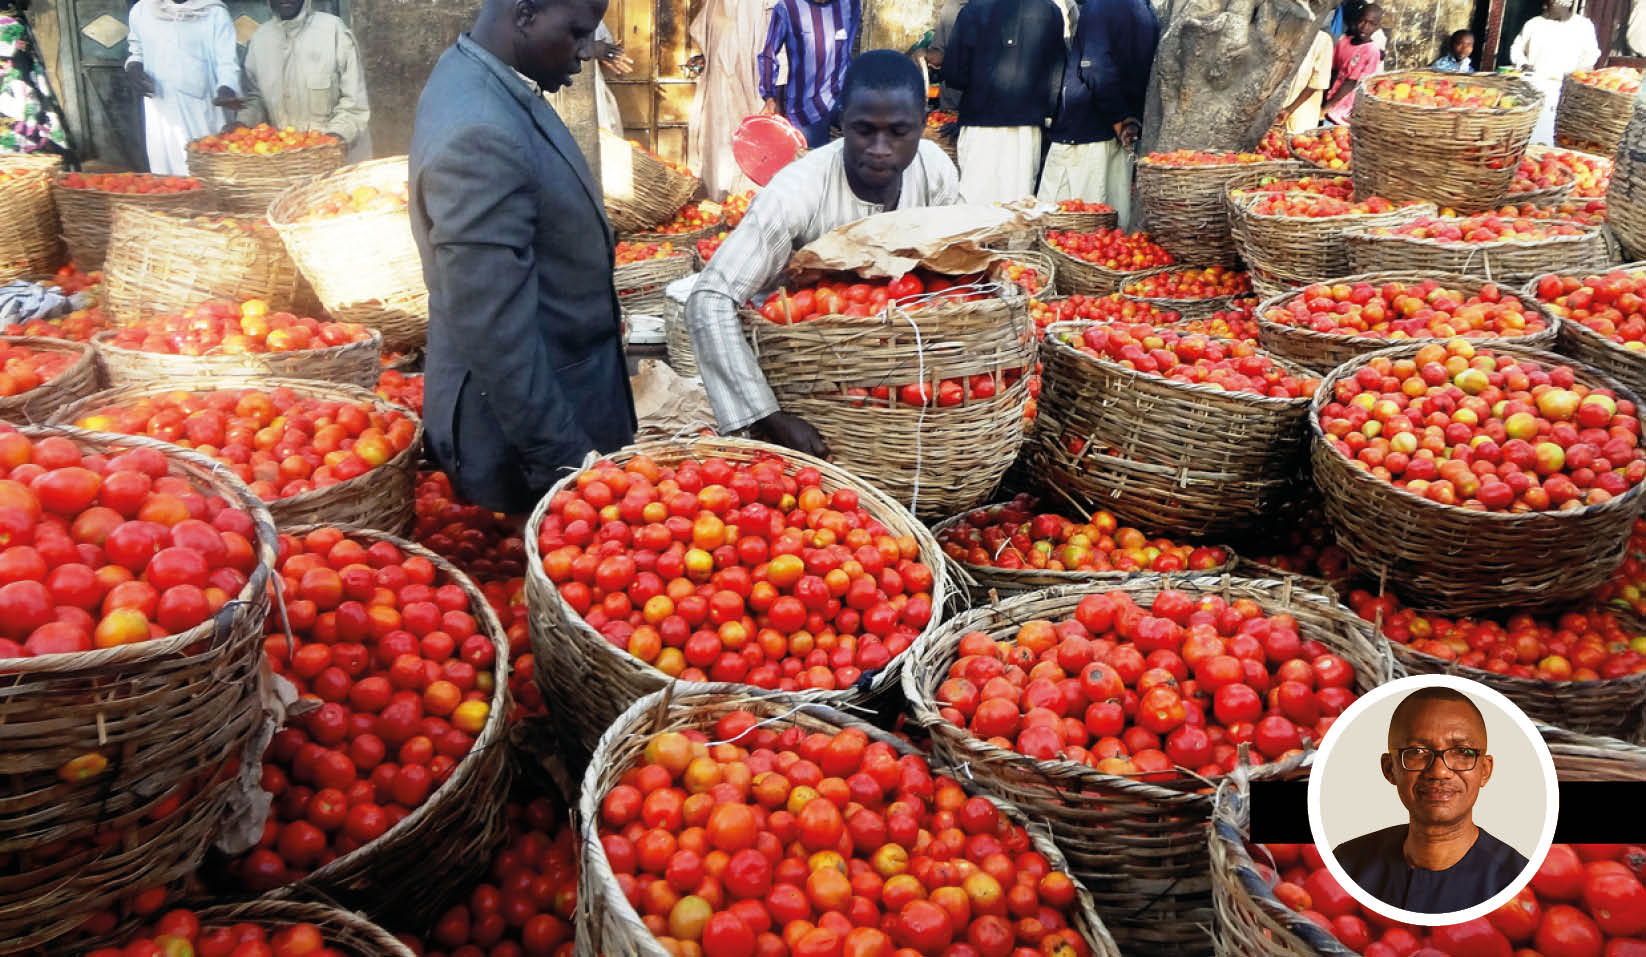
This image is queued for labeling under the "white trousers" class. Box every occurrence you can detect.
[957,125,1043,206]
[1037,139,1136,229]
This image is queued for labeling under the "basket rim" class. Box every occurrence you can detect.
[1254,270,1562,348]
[1038,232,1167,280]
[52,175,207,196]
[1117,264,1253,303]
[1343,218,1606,251]
[1035,434,1290,483]
[1354,69,1544,117]
[1285,129,1351,173]
[1043,319,1316,409]
[90,326,385,363]
[1524,262,1646,365]
[265,155,410,229]
[1562,70,1638,103]
[1135,154,1295,172]
[739,281,1021,332]
[1309,339,1646,524]
[193,899,417,957]
[0,427,277,672]
[188,134,343,156]
[1231,194,1433,227]
[1386,637,1646,695]
[901,576,1394,797]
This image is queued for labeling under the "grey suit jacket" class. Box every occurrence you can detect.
[410,35,636,514]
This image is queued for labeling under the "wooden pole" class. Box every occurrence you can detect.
[560,62,603,191]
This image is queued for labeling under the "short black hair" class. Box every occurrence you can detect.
[838,49,927,114]
[1450,28,1475,44]
[1387,687,1488,750]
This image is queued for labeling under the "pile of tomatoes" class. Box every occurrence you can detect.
[754,271,988,323]
[413,470,526,584]
[60,172,202,195]
[192,124,338,155]
[102,299,374,356]
[88,910,354,957]
[0,340,78,397]
[1122,267,1252,301]
[1063,322,1319,399]
[616,240,687,267]
[938,494,1228,575]
[1534,269,1646,351]
[374,369,423,415]
[1028,295,1179,333]
[1043,229,1173,272]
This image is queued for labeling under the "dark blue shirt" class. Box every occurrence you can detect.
[1049,0,1159,144]
[947,0,1067,128]
[1334,825,1529,914]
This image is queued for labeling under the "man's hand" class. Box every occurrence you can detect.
[750,411,830,459]
[125,62,155,98]
[596,41,635,75]
[1113,117,1142,148]
[212,86,244,110]
[762,98,780,115]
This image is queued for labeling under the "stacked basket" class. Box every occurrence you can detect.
[1039,229,1169,296]
[1526,263,1646,400]
[91,324,382,390]
[0,153,61,281]
[187,136,345,215]
[613,244,695,321]
[1134,154,1295,267]
[51,174,212,271]
[1556,70,1638,157]
[103,205,313,323]
[1344,217,1612,285]
[1119,266,1253,319]
[1608,101,1646,260]
[599,129,702,233]
[1226,176,1433,289]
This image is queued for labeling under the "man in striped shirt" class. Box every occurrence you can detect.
[758,0,862,148]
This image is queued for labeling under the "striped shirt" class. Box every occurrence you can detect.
[684,139,961,432]
[758,0,861,128]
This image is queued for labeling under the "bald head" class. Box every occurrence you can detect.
[1388,687,1487,750]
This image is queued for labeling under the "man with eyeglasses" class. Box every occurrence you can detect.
[1333,687,1528,913]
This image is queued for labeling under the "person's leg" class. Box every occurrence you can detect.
[1103,140,1135,230]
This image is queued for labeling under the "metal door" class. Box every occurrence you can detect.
[57,0,346,169]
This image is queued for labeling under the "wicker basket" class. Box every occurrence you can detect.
[1119,266,1250,319]
[1503,167,1576,207]
[600,130,702,233]
[1345,220,1613,285]
[0,153,61,280]
[1287,129,1351,173]
[1526,264,1646,399]
[1608,102,1646,259]
[1256,270,1561,374]
[1039,231,1166,296]
[1135,157,1296,267]
[613,249,694,320]
[187,138,346,215]
[0,429,276,954]
[577,684,1123,957]
[1350,71,1542,212]
[91,327,382,390]
[1043,208,1120,232]
[661,296,697,374]
[994,246,1058,299]
[52,177,211,272]
[0,334,100,424]
[1557,72,1636,158]
[266,156,429,353]
[266,525,511,923]
[525,435,949,754]
[620,221,720,249]
[1210,724,1646,957]
[904,576,1394,957]
[51,376,422,533]
[1311,342,1646,615]
[194,900,415,957]
[1228,191,1434,287]
[104,205,311,324]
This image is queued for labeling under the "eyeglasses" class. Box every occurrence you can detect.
[1393,747,1481,772]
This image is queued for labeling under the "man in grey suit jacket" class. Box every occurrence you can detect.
[410,0,636,515]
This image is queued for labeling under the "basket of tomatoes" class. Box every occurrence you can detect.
[1558,67,1641,157]
[614,238,694,320]
[1038,227,1175,296]
[1345,213,1612,286]
[1044,198,1119,233]
[1529,265,1646,400]
[1224,172,1432,287]
[186,124,345,214]
[620,199,723,249]
[600,130,703,233]
[52,171,211,271]
[0,153,62,281]
[87,901,415,957]
[1133,150,1296,267]
[1120,266,1255,319]
[0,335,101,424]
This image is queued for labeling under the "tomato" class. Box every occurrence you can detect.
[1534,904,1605,957]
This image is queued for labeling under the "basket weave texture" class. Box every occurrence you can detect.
[188,138,345,214]
[1349,71,1541,212]
[1227,188,1433,287]
[1525,263,1646,400]
[104,205,312,324]
[0,429,276,954]
[903,577,1393,957]
[0,153,61,281]
[92,327,383,390]
[1556,72,1636,157]
[1310,341,1646,615]
[52,178,211,272]
[1135,157,1296,267]
[1607,101,1646,259]
[614,250,694,320]
[524,436,949,754]
[576,685,1122,957]
[661,296,697,374]
[1042,208,1119,232]
[266,156,429,353]
[0,334,101,424]
[1345,220,1614,285]
[600,130,702,232]
[194,899,416,957]
[1038,231,1162,296]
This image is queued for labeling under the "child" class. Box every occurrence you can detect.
[1323,3,1384,125]
[1431,29,1475,72]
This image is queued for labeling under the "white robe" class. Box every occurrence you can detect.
[957,126,1041,206]
[1510,14,1601,145]
[1037,140,1134,228]
[594,23,623,137]
[126,0,241,176]
[686,0,768,198]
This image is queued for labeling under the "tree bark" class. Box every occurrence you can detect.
[1141,0,1342,156]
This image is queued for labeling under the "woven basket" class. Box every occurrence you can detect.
[1135,157,1296,267]
[1526,264,1646,399]
[0,334,100,424]
[1503,170,1576,207]
[266,156,429,353]
[1350,71,1542,212]
[266,525,511,922]
[904,576,1393,957]
[1608,102,1646,259]
[1228,191,1434,287]
[1311,342,1646,615]
[600,130,702,233]
[0,429,276,954]
[661,296,696,375]
[1119,266,1249,319]
[50,376,422,533]
[524,435,949,754]
[1209,724,1646,957]
[1256,270,1561,374]
[620,222,720,249]
[995,246,1058,299]
[187,139,345,214]
[91,327,382,390]
[1557,72,1636,158]
[0,153,61,280]
[52,178,211,272]
[614,249,694,320]
[929,500,1241,601]
[1039,231,1165,296]
[1043,208,1120,232]
[194,899,415,957]
[1345,220,1613,285]
[577,684,1122,957]
[1287,130,1351,173]
[104,205,311,324]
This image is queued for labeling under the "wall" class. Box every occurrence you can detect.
[1381,0,1475,70]
[350,0,481,157]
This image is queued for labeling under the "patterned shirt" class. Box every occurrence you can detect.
[758,0,861,127]
[684,139,962,432]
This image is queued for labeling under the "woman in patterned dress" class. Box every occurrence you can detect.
[0,4,71,158]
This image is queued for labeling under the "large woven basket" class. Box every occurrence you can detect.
[1311,342,1646,614]
[266,525,511,923]
[613,248,694,320]
[1043,207,1120,233]
[187,138,345,214]
[103,205,311,324]
[1287,128,1351,173]
[0,153,61,280]
[0,429,276,954]
[1345,220,1613,285]
[1557,72,1636,157]
[52,176,211,271]
[193,899,415,957]
[51,376,422,533]
[600,130,702,233]
[1209,725,1646,957]
[1607,102,1646,259]
[266,156,428,353]
[91,327,382,390]
[904,576,1393,957]
[1118,266,1251,319]
[1227,189,1433,287]
[1256,270,1561,374]
[661,296,696,374]
[1350,71,1541,212]
[524,435,949,754]
[995,246,1058,299]
[1039,230,1165,296]
[577,684,1122,957]
[620,221,720,249]
[1134,156,1296,267]
[0,334,100,424]
[1526,263,1646,399]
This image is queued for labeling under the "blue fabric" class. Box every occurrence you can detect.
[800,113,833,148]
[947,0,1067,128]
[1431,54,1473,72]
[1049,0,1158,144]
[1334,825,1529,914]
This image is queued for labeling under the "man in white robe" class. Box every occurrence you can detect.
[126,0,242,176]
[1511,0,1601,145]
[686,0,767,198]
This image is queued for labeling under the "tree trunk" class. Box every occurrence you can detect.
[559,67,603,192]
[1141,0,1342,155]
